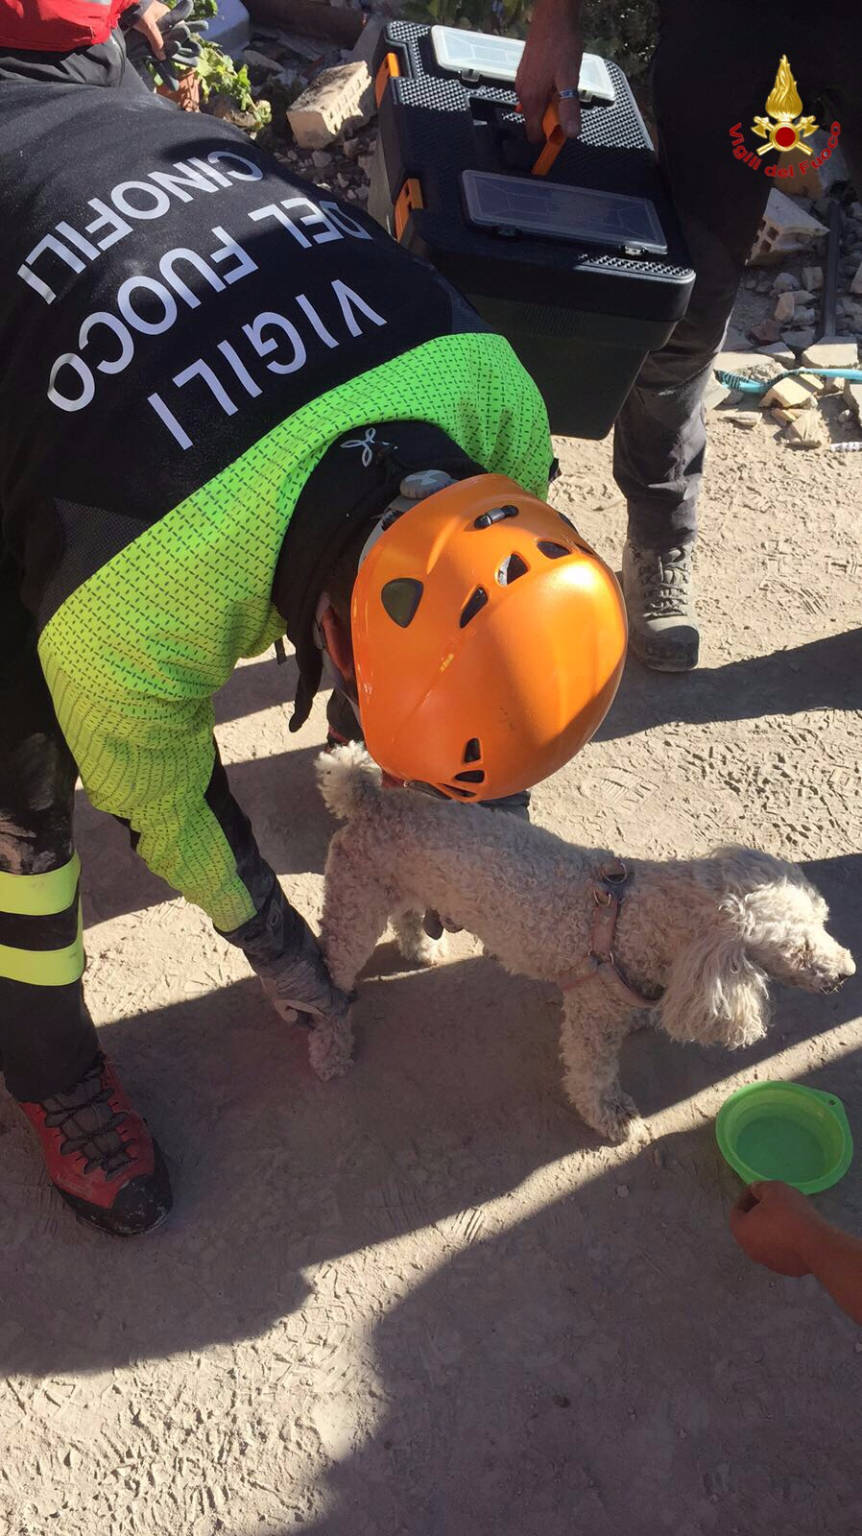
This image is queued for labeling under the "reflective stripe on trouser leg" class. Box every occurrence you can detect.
[0,855,85,986]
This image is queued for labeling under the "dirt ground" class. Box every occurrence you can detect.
[1,376,861,1533]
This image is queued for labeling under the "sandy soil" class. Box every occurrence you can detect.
[1,387,861,1534]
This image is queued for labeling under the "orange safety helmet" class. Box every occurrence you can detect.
[349,473,627,801]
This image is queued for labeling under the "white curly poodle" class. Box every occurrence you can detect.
[312,744,854,1141]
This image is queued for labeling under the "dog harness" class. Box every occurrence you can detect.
[558,859,663,1010]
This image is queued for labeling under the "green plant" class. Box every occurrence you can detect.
[152,0,272,132]
[194,41,272,129]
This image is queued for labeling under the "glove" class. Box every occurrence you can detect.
[223,881,351,1029]
[125,0,208,93]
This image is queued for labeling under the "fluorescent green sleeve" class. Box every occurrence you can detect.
[37,331,552,932]
[41,662,263,932]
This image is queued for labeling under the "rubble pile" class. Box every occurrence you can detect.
[710,192,862,450]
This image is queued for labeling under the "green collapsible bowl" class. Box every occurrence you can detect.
[716,1082,853,1194]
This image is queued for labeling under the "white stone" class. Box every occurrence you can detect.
[781,328,817,349]
[802,266,824,291]
[772,272,800,293]
[800,338,859,370]
[287,60,374,148]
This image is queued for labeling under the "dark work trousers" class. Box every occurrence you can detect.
[0,44,150,1104]
[0,554,99,1101]
[0,29,149,89]
[0,546,262,1101]
[615,0,862,550]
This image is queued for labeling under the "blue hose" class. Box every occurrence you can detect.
[715,367,862,395]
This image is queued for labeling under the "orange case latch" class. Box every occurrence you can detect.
[374,50,401,108]
[531,102,566,176]
[393,177,424,241]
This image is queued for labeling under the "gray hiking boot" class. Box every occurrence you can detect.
[621,541,699,672]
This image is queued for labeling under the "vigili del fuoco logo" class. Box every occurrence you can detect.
[729,55,841,182]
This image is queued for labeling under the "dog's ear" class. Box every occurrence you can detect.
[659,916,771,1049]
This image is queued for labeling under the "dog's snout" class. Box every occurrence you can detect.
[820,951,855,992]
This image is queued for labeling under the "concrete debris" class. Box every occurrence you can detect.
[715,350,782,381]
[800,337,859,369]
[850,261,862,296]
[749,319,783,344]
[774,291,796,323]
[287,59,374,148]
[242,47,285,78]
[785,405,827,448]
[843,378,862,420]
[772,271,800,294]
[761,376,820,410]
[748,189,828,265]
[704,375,737,410]
[796,371,827,395]
[771,130,849,199]
[802,266,824,291]
[726,411,761,429]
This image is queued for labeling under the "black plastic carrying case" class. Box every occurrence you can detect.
[368,22,695,438]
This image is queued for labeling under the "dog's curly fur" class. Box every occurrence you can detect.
[313,745,854,1141]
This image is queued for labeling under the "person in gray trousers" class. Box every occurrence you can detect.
[518,0,861,670]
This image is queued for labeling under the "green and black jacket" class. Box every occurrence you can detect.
[0,82,551,934]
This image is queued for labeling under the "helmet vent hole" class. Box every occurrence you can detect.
[496,552,528,586]
[381,577,423,628]
[537,540,570,560]
[444,783,474,798]
[460,586,488,628]
[463,738,482,763]
[454,769,485,784]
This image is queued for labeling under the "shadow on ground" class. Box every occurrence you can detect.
[7,654,861,1532]
[1,854,858,1366]
[597,627,862,743]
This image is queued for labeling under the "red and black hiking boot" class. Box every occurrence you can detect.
[17,1053,172,1237]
